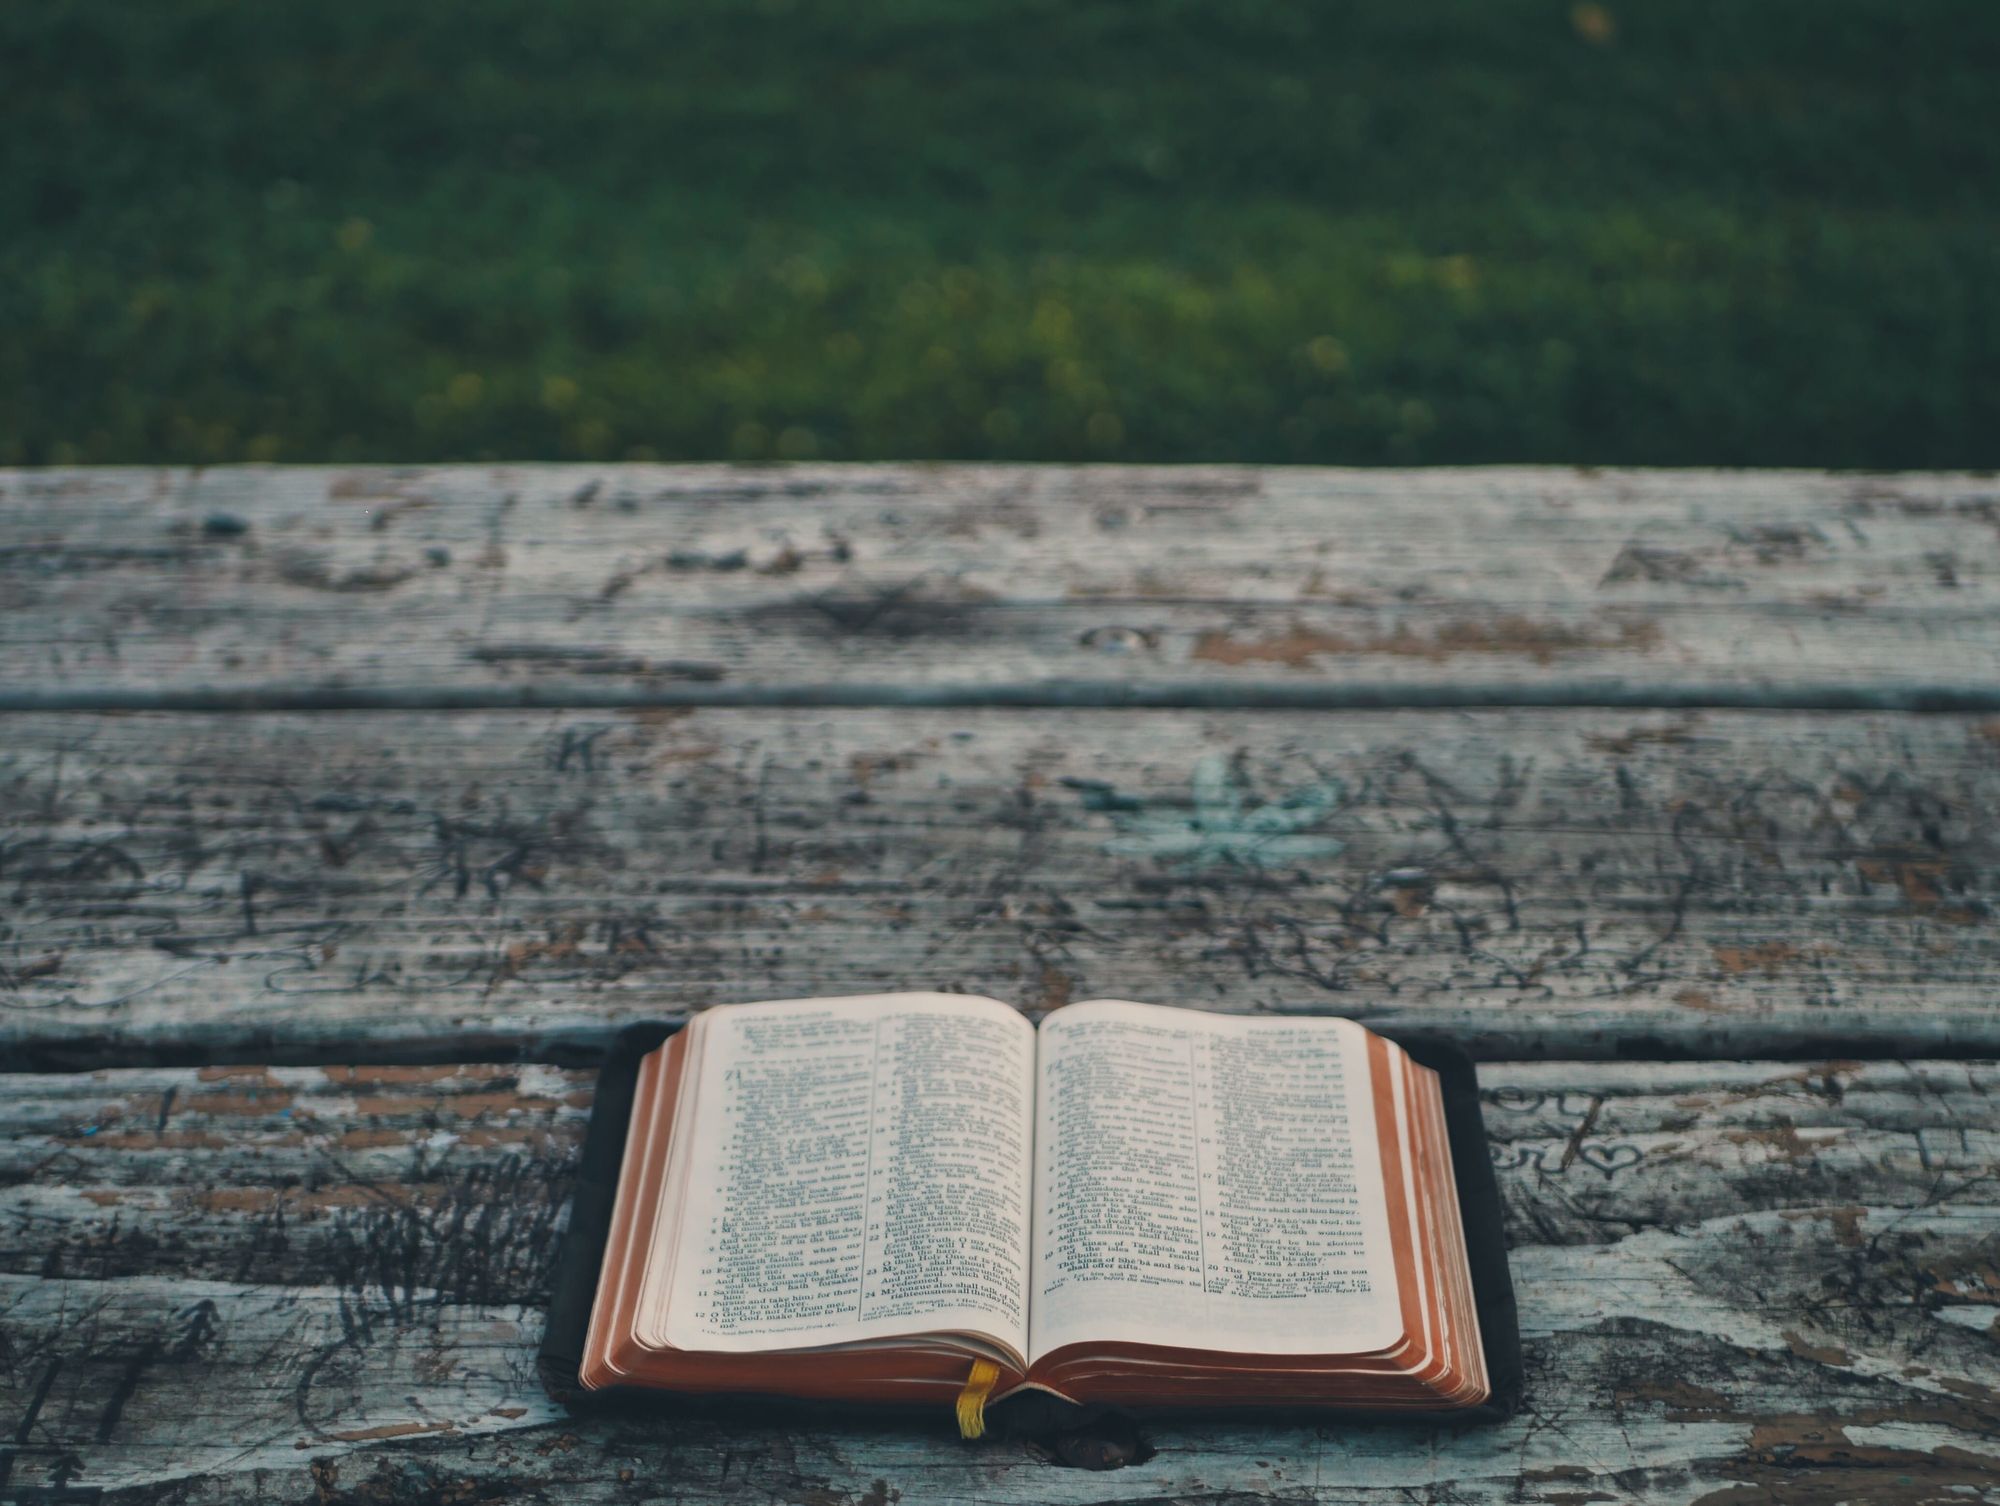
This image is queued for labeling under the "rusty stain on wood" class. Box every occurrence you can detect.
[1712,942,1808,976]
[321,1065,471,1085]
[1191,617,1661,668]
[319,1420,457,1444]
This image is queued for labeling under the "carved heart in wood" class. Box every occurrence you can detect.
[1577,1142,1644,1176]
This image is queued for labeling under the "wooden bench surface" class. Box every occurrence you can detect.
[3,465,1997,1503]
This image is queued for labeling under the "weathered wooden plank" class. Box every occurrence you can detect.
[2,1059,1996,1502]
[5,466,1997,707]
[3,1059,1992,1292]
[0,1064,590,1293]
[4,708,1998,1063]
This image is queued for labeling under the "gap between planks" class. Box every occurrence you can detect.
[15,1014,2000,1076]
[4,678,2000,714]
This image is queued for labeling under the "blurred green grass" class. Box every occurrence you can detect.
[4,0,1997,466]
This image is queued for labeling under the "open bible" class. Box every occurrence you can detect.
[576,993,1492,1421]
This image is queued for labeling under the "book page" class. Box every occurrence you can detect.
[654,993,1036,1357]
[1029,1000,1401,1361]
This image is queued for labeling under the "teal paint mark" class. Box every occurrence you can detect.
[1065,753,1347,871]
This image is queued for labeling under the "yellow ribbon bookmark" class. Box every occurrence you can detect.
[955,1358,1002,1440]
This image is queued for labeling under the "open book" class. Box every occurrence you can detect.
[579,993,1489,1418]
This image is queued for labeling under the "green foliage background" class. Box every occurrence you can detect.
[5,0,1997,466]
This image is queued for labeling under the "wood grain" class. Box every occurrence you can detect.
[6,465,1997,1502]
[5,707,1998,1064]
[2,1058,1995,1503]
[6,465,1998,709]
